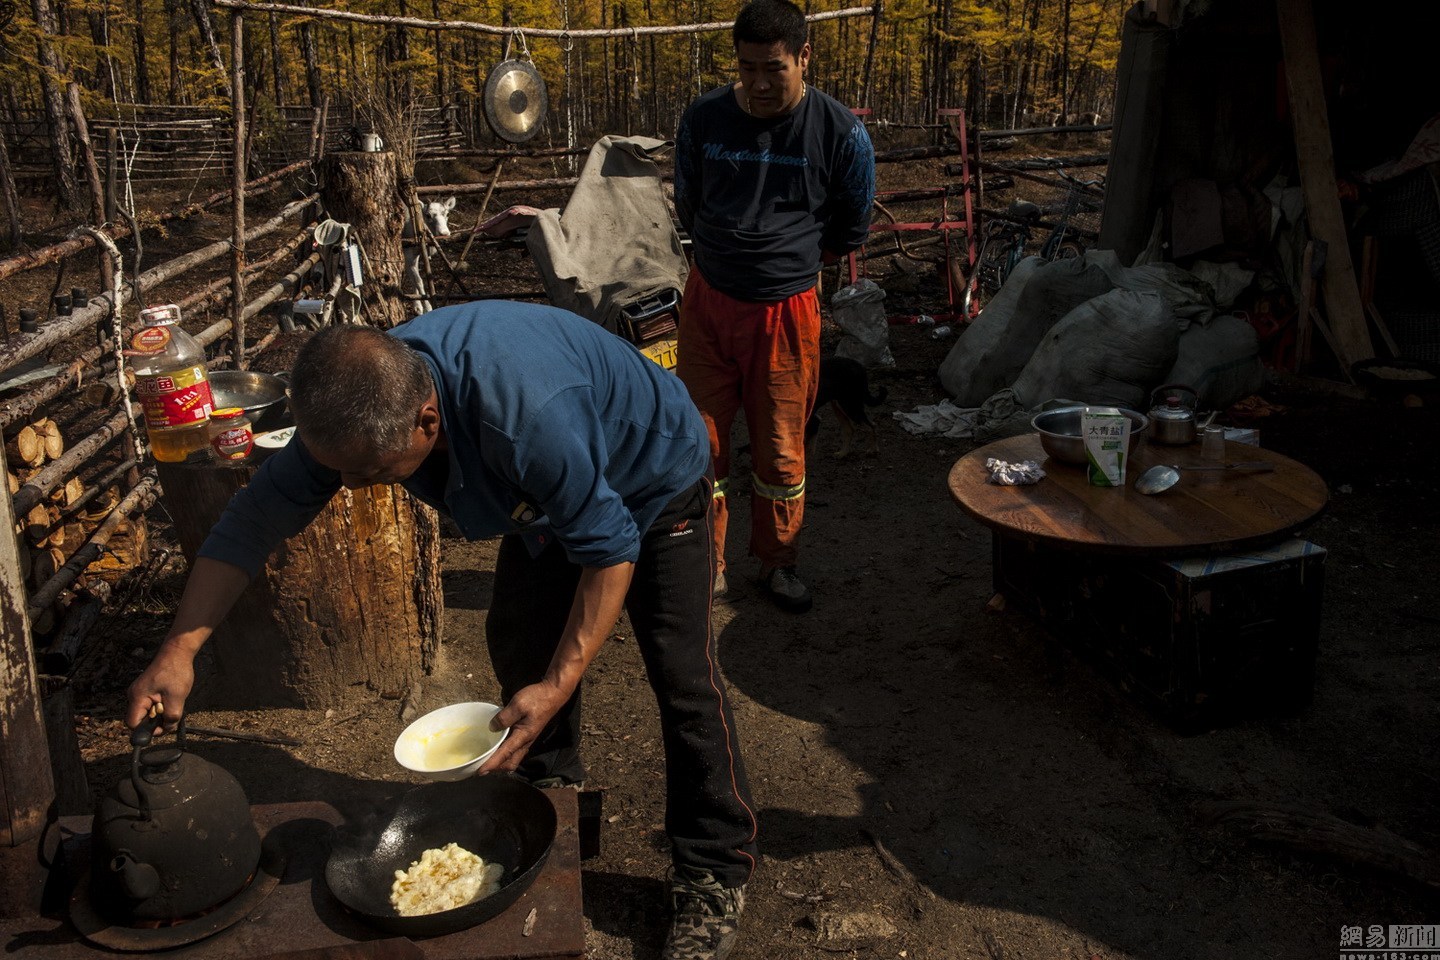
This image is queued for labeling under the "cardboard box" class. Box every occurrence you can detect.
[993,536,1326,731]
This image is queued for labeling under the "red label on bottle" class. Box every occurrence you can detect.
[212,426,253,460]
[137,366,214,428]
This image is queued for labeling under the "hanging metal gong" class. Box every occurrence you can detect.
[483,59,549,143]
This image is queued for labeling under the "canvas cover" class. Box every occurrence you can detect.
[525,135,688,333]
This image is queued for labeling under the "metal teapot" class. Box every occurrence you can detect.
[91,719,261,922]
[1148,383,1200,445]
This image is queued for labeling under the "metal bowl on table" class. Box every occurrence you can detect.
[209,370,290,432]
[1030,405,1149,465]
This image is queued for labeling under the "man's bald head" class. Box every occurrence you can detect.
[289,325,435,459]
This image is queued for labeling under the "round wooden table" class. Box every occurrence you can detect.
[947,433,1329,556]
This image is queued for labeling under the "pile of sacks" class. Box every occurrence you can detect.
[935,250,1264,429]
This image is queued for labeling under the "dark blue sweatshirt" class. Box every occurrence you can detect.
[675,83,875,302]
[197,302,709,573]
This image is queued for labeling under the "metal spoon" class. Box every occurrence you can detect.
[1134,461,1275,495]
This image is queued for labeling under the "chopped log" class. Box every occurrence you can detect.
[7,425,44,467]
[11,409,129,517]
[28,475,158,618]
[57,460,133,524]
[34,418,63,460]
[24,503,52,545]
[30,545,64,591]
[155,459,442,708]
[40,682,90,816]
[84,512,148,584]
[60,476,84,508]
[7,471,18,495]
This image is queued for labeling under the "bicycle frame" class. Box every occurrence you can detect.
[1038,173,1104,262]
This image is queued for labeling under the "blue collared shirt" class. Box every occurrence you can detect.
[197,302,708,575]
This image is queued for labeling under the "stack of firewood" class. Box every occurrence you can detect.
[6,417,146,635]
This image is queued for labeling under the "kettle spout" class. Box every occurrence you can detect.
[109,852,161,901]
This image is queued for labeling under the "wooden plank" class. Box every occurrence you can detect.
[1276,0,1374,365]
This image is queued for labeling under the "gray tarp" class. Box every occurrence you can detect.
[525,135,688,333]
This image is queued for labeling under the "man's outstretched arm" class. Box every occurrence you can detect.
[480,561,635,773]
[125,557,253,732]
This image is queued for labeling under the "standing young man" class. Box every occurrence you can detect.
[674,0,875,614]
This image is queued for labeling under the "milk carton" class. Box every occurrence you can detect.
[1083,407,1131,487]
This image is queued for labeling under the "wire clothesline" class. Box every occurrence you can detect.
[211,0,876,40]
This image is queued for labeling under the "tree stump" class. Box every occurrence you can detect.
[319,151,409,328]
[155,457,442,709]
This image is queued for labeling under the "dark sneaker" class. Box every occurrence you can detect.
[761,566,812,614]
[662,867,745,960]
[526,775,586,790]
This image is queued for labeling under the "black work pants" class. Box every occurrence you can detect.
[486,475,759,887]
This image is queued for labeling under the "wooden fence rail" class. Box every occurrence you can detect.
[0,196,314,376]
[0,160,310,283]
[5,191,320,668]
[1,103,463,184]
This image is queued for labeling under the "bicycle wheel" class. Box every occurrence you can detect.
[1054,238,1087,261]
[976,235,1012,294]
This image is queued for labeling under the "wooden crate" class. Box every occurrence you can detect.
[994,535,1326,731]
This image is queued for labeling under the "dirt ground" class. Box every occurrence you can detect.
[11,144,1438,959]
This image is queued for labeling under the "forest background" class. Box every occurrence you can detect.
[0,0,1123,215]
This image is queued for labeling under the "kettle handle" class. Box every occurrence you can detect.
[128,715,188,817]
[1150,382,1198,406]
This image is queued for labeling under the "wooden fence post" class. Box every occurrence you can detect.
[232,10,248,371]
[0,442,58,918]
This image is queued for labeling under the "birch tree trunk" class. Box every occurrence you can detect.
[29,0,81,210]
[188,0,233,99]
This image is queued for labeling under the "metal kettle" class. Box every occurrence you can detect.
[91,719,261,922]
[1148,383,1199,445]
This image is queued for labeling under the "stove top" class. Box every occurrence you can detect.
[2,794,584,960]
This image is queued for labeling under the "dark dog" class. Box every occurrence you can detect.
[807,356,887,458]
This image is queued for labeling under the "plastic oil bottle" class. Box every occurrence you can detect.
[129,304,215,462]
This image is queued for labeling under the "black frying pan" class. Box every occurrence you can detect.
[324,776,557,937]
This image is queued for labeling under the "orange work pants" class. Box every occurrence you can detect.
[676,269,820,575]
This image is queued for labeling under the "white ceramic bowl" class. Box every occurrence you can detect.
[253,426,296,450]
[394,702,509,782]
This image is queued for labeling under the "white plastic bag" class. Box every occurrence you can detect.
[831,279,894,368]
